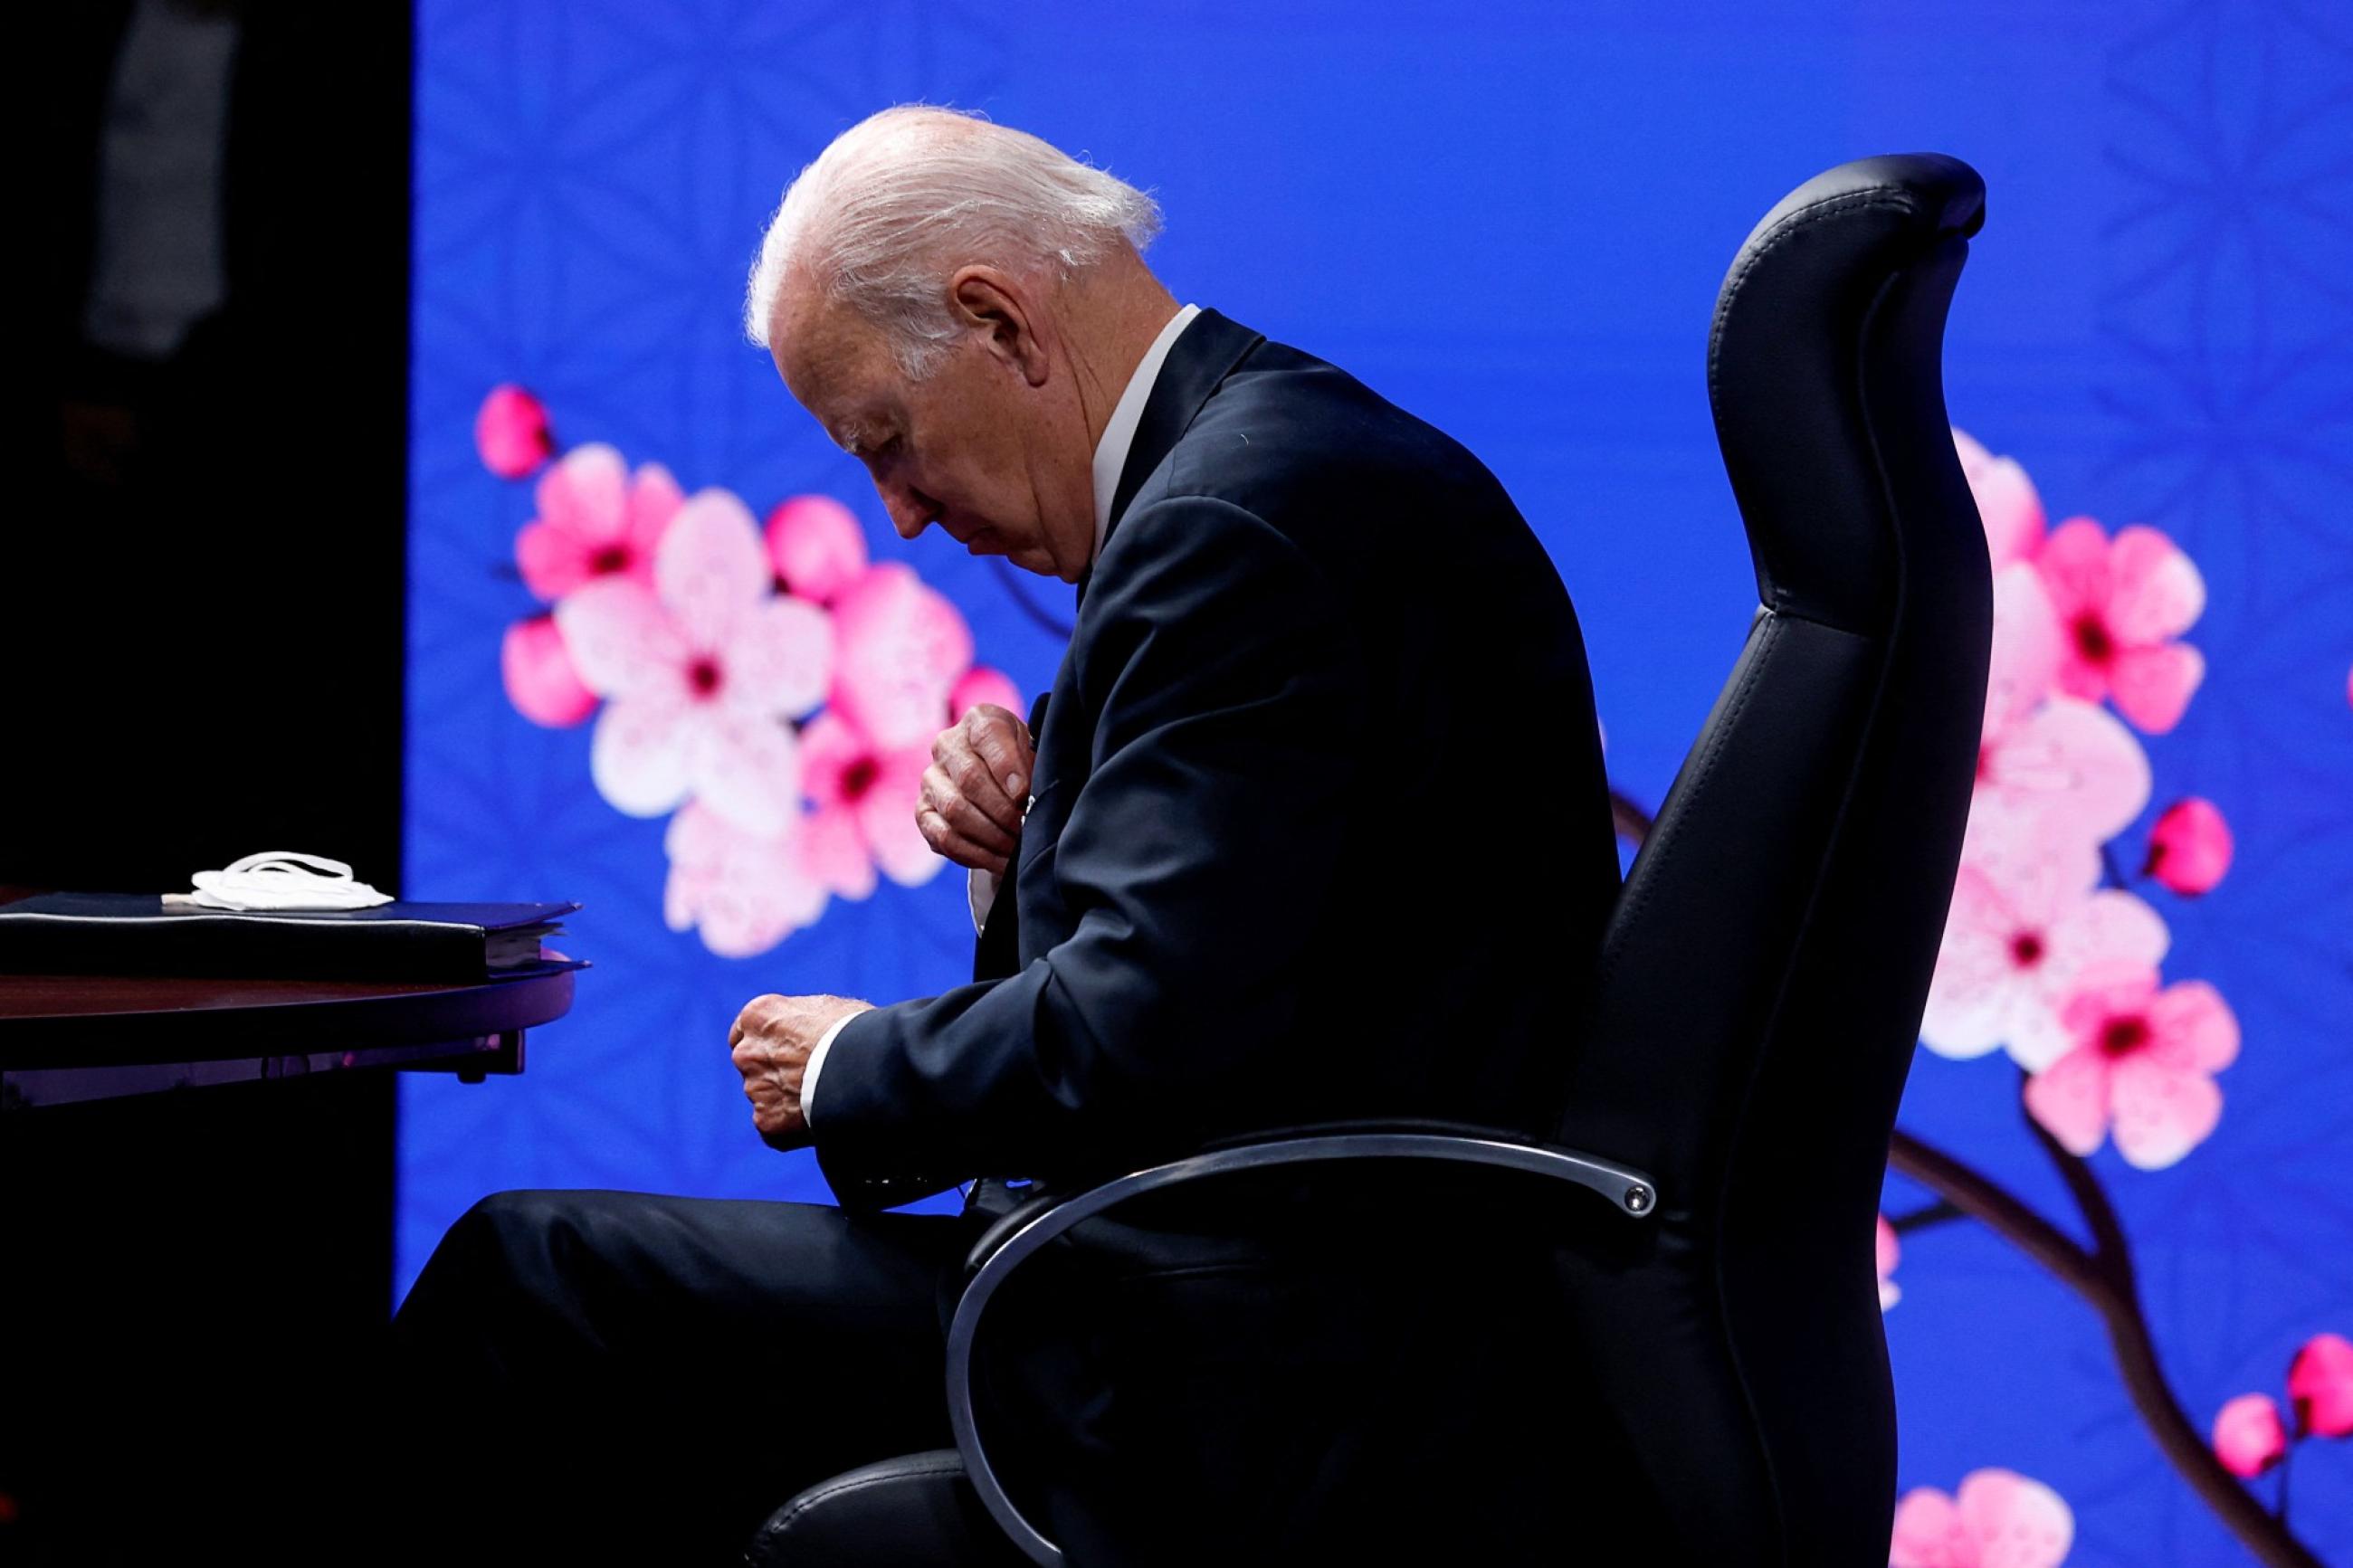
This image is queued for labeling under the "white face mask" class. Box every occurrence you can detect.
[177,850,394,912]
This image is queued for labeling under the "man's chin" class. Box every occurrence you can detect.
[1002,546,1071,581]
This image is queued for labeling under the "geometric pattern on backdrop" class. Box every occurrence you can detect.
[405,4,2352,1561]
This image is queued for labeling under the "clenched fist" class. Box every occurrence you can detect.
[918,702,1035,877]
[729,992,871,1150]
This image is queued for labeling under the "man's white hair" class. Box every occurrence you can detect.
[744,105,1163,378]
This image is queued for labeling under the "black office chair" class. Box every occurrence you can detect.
[747,153,1992,1568]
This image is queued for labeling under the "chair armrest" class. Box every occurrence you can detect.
[743,1449,1029,1567]
[944,1122,1659,1565]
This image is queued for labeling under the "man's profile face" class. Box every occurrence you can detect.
[771,280,1088,583]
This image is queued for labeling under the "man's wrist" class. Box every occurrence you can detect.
[802,1010,862,1126]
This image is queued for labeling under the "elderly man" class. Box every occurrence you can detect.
[392,106,1619,1563]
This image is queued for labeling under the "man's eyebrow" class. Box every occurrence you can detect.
[832,415,891,456]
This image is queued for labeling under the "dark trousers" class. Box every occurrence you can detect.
[374,1175,1654,1567]
[383,1191,978,1564]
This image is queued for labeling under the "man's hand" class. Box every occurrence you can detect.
[729,993,872,1151]
[918,702,1034,877]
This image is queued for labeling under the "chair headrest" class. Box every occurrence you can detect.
[1708,154,1986,634]
[1732,154,1985,260]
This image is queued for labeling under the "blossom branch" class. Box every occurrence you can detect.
[1888,1125,2324,1568]
[1884,1130,2108,1301]
[1608,788,1654,846]
[2022,1106,2323,1564]
[1886,1198,1965,1235]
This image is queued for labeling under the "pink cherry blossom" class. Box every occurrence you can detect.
[796,710,941,899]
[2036,518,2205,734]
[829,563,976,749]
[1890,1468,2072,1568]
[1968,566,2150,850]
[662,803,828,958]
[555,488,833,834]
[475,385,553,479]
[1877,1213,1900,1311]
[766,495,870,604]
[2289,1332,2353,1438]
[2144,797,2233,896]
[2212,1392,2288,1478]
[2022,963,2239,1170]
[1983,564,2063,737]
[1926,813,2168,1069]
[950,666,1024,727]
[516,443,683,602]
[1969,696,2151,856]
[1953,428,2046,568]
[500,613,596,728]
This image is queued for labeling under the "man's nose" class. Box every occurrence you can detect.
[879,480,938,541]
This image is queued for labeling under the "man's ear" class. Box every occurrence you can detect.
[948,267,1051,388]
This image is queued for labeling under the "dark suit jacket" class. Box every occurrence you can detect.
[812,306,1618,1211]
[810,309,1625,1560]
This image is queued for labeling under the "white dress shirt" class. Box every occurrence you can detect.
[801,304,1203,1126]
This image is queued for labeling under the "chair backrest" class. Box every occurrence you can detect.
[1552,156,1990,1566]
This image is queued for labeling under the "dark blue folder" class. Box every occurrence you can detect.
[0,892,583,983]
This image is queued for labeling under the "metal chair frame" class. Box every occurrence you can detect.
[941,1127,1660,1565]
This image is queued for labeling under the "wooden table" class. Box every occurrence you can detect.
[0,915,577,1559]
[0,962,576,1108]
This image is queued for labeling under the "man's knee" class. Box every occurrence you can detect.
[400,1189,585,1326]
[457,1187,582,1258]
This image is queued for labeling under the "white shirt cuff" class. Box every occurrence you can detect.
[969,786,1034,935]
[968,865,1000,934]
[803,1011,858,1126]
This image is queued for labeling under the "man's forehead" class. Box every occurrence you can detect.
[774,291,899,445]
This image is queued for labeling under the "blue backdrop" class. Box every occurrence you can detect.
[405,4,2351,1561]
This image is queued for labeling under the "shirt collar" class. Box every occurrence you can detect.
[1090,302,1201,566]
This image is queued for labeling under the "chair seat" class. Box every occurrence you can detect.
[744,1450,1030,1567]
